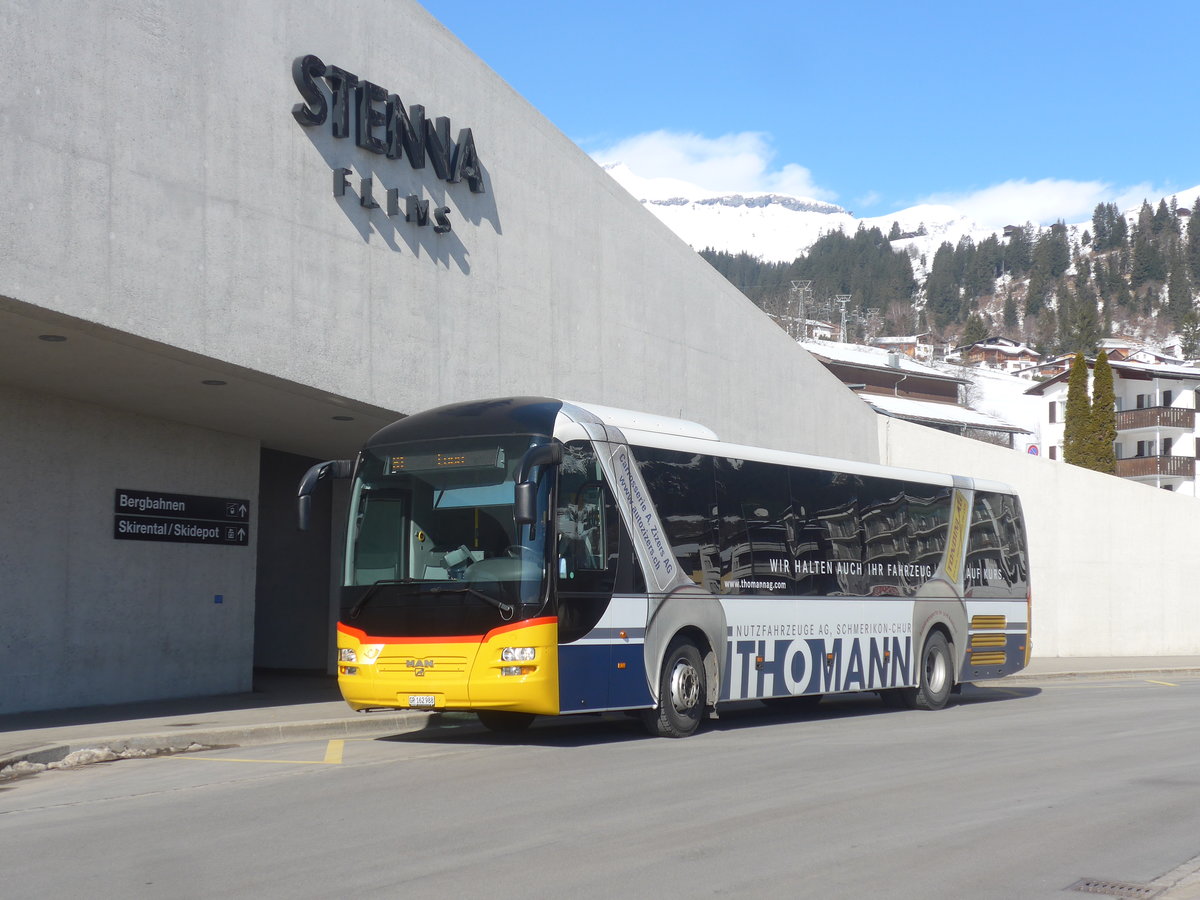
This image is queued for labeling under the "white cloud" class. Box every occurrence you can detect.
[855,190,883,210]
[920,178,1175,230]
[587,130,836,201]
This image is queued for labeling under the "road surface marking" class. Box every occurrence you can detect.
[170,739,345,766]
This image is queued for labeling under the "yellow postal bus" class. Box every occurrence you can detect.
[299,397,1030,737]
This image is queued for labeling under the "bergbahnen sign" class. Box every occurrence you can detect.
[113,489,250,546]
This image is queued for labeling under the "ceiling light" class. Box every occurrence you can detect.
[201,379,227,386]
[37,334,67,342]
[332,415,354,421]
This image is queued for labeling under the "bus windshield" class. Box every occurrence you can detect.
[343,435,553,633]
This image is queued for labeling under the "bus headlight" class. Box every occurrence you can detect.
[501,647,536,662]
[339,645,383,664]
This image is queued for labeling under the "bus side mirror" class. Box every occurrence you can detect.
[514,482,538,525]
[513,442,562,525]
[297,458,353,530]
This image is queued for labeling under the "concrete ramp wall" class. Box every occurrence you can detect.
[879,417,1200,657]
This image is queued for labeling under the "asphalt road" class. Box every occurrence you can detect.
[3,675,1200,899]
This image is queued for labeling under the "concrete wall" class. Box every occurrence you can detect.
[0,0,879,463]
[0,385,259,713]
[880,416,1200,658]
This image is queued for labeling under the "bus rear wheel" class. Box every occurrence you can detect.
[476,710,536,733]
[644,638,706,738]
[887,631,953,711]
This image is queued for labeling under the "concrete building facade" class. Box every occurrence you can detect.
[1,0,879,714]
[2,0,1199,714]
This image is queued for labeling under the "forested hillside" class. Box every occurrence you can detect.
[702,196,1200,356]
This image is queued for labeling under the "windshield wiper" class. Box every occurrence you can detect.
[428,585,515,620]
[349,578,420,620]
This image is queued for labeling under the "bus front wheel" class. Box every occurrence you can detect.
[644,638,706,738]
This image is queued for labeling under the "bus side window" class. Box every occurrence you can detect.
[965,492,1028,598]
[789,468,864,597]
[635,447,719,593]
[557,442,623,644]
[556,442,618,592]
[715,457,793,595]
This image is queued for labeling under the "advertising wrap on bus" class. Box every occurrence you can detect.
[298,397,1030,737]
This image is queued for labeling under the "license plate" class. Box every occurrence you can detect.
[408,695,436,708]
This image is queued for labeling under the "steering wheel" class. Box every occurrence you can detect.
[504,545,540,562]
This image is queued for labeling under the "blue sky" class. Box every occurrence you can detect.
[419,0,1199,228]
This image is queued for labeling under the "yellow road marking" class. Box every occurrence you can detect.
[171,739,345,766]
[1146,680,1178,687]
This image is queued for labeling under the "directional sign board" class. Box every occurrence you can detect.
[114,489,250,546]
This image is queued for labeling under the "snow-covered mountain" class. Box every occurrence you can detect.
[604,162,989,266]
[605,162,1200,277]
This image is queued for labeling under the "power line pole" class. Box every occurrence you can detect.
[835,295,852,343]
[790,280,812,340]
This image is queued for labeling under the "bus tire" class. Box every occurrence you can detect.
[644,638,706,738]
[477,710,536,733]
[882,631,954,710]
[911,631,955,710]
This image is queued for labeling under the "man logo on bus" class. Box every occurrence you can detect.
[407,658,434,676]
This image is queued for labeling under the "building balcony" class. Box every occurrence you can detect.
[1115,455,1196,479]
[1116,406,1195,432]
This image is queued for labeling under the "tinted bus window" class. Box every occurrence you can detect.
[965,492,1029,599]
[787,468,866,596]
[859,477,911,596]
[635,447,719,592]
[715,457,794,594]
[907,487,954,587]
[861,478,954,597]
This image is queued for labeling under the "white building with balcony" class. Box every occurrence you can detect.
[1025,359,1200,494]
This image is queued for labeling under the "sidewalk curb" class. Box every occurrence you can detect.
[0,710,442,776]
[978,666,1200,685]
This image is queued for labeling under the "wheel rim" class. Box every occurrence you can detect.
[925,644,947,694]
[669,658,700,715]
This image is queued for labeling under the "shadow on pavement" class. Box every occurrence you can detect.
[0,670,339,735]
[374,683,1043,749]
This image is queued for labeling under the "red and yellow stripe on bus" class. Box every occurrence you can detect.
[335,617,559,715]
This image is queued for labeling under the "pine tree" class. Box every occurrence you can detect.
[1066,280,1102,354]
[1003,289,1018,329]
[925,242,960,328]
[1004,224,1034,277]
[1063,353,1092,466]
[1180,311,1200,359]
[1091,203,1108,249]
[961,312,988,346]
[1111,207,1129,248]
[1089,350,1117,474]
[1187,198,1200,285]
[1167,249,1193,329]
